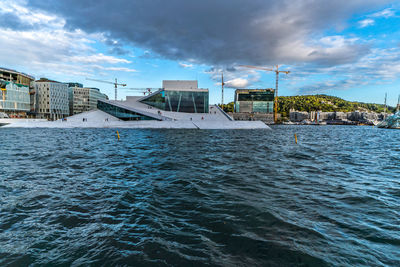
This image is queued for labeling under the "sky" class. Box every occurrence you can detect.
[1,0,400,106]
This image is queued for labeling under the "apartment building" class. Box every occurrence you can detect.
[69,86,108,115]
[34,78,69,120]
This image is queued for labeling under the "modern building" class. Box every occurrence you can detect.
[0,67,35,116]
[0,80,30,117]
[0,79,269,129]
[70,86,108,115]
[34,78,69,120]
[140,80,209,113]
[289,110,310,122]
[64,83,83,115]
[234,89,275,113]
[65,82,83,88]
[97,80,212,121]
[0,67,34,86]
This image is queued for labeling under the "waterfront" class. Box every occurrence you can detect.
[1,126,399,266]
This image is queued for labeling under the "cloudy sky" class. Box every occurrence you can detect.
[1,0,400,105]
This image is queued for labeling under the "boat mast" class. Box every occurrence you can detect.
[384,93,387,119]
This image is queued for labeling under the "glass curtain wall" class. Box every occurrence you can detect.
[235,90,274,113]
[0,81,30,111]
[141,90,209,113]
[97,100,156,121]
[89,88,107,110]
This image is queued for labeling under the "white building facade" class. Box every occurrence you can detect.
[70,87,108,115]
[34,80,69,120]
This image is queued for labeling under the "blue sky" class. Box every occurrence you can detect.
[1,0,400,106]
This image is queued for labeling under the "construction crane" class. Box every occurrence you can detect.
[239,65,290,123]
[125,88,153,96]
[86,77,126,101]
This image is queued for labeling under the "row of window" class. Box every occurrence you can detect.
[142,90,209,113]
[98,101,156,121]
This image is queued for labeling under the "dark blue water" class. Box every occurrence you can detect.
[1,126,399,266]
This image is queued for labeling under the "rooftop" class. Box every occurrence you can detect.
[0,67,35,80]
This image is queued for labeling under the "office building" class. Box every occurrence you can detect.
[70,86,108,115]
[0,80,30,117]
[141,80,209,113]
[0,67,34,117]
[234,89,275,113]
[97,80,211,121]
[34,78,69,120]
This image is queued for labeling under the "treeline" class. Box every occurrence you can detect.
[219,94,395,116]
[277,95,394,118]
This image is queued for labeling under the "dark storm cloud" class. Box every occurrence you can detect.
[27,0,392,66]
[104,38,130,55]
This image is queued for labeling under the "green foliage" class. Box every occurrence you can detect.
[277,95,394,117]
[218,102,234,112]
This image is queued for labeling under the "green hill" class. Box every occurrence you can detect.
[220,95,395,117]
[277,95,394,118]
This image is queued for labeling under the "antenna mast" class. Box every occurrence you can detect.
[221,72,224,111]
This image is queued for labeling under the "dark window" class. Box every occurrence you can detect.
[237,91,274,101]
[141,90,209,113]
[97,101,157,121]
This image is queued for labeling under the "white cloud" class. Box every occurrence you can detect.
[69,53,131,64]
[0,1,134,81]
[295,46,400,94]
[359,19,375,28]
[101,66,137,72]
[179,62,193,68]
[357,8,395,29]
[371,8,395,18]
[225,78,250,88]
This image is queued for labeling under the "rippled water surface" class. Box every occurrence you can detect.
[1,126,399,266]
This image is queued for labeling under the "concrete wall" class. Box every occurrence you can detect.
[231,112,276,124]
[163,80,198,89]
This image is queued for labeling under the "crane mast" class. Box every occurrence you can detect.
[86,77,126,101]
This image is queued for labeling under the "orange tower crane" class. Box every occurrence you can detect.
[239,65,290,123]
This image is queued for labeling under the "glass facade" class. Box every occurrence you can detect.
[235,89,275,113]
[89,88,108,110]
[97,100,157,121]
[141,89,209,113]
[237,90,274,101]
[253,101,273,113]
[0,81,30,111]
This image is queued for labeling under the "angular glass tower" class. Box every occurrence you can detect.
[141,89,209,113]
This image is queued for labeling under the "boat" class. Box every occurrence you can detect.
[377,110,400,129]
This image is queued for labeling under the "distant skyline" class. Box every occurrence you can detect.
[1,0,400,106]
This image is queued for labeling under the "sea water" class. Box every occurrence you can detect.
[0,126,399,266]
